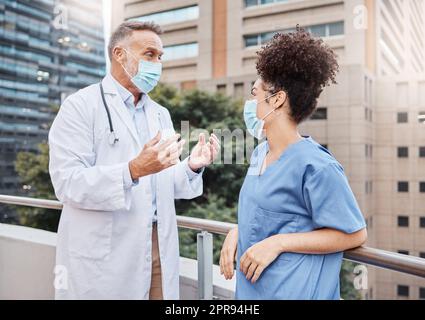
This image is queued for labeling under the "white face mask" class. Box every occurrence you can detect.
[243,92,280,140]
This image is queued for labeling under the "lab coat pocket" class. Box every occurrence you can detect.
[249,206,299,249]
[68,209,113,260]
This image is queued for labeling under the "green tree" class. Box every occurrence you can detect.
[14,142,60,231]
[340,261,363,300]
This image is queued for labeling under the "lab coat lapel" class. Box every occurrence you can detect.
[144,96,161,140]
[101,75,142,149]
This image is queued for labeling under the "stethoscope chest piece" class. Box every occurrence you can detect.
[108,132,119,146]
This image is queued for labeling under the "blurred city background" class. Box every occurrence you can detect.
[1,0,425,300]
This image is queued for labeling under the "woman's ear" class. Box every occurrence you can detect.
[272,91,288,109]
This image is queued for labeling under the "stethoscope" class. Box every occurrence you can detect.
[100,83,120,146]
[99,82,164,146]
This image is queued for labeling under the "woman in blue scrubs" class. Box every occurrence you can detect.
[219,28,367,300]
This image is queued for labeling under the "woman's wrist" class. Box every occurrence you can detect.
[274,233,291,254]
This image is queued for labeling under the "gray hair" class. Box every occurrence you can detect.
[108,21,163,61]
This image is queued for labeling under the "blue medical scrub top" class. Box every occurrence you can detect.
[236,137,366,300]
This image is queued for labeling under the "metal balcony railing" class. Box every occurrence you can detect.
[1,194,425,300]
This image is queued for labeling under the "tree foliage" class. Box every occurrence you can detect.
[14,143,60,231]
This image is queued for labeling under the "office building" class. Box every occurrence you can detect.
[112,0,425,299]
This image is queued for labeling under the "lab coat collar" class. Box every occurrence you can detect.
[101,74,163,146]
[144,96,161,140]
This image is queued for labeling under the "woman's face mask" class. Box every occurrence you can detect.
[243,92,280,140]
[120,48,162,94]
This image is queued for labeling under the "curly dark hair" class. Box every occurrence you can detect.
[256,27,339,123]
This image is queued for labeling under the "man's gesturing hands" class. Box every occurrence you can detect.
[129,131,221,180]
[188,133,220,172]
[129,132,185,180]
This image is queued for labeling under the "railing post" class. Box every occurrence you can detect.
[197,231,213,300]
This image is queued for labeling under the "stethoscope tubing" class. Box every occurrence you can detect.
[99,82,119,145]
[99,82,163,146]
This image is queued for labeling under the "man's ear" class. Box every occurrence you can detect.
[113,46,125,63]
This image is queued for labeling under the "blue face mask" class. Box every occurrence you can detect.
[121,48,162,94]
[244,93,280,140]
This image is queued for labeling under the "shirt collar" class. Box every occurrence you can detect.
[111,75,132,101]
[110,74,147,109]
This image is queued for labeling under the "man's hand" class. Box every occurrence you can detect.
[239,235,282,284]
[188,133,220,172]
[219,227,238,280]
[129,132,185,180]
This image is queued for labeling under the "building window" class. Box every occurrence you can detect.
[397,112,408,123]
[309,24,327,37]
[420,182,425,193]
[217,84,226,95]
[365,107,373,122]
[398,250,409,255]
[308,22,344,38]
[420,288,425,300]
[397,147,409,158]
[367,216,373,229]
[233,83,244,99]
[420,217,425,228]
[244,22,344,48]
[245,0,290,8]
[419,147,425,158]
[397,285,409,297]
[163,43,198,61]
[310,107,327,120]
[365,144,373,158]
[398,181,409,192]
[397,216,409,227]
[328,21,344,37]
[129,5,199,26]
[365,181,373,194]
[244,34,259,47]
[419,112,425,124]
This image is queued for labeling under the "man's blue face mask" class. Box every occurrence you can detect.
[121,48,162,94]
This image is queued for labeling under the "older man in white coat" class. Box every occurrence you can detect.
[48,21,220,299]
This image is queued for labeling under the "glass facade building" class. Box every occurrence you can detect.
[0,0,106,195]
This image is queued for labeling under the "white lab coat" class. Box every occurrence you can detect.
[48,74,203,299]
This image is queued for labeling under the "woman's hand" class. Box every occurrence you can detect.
[219,227,238,280]
[239,235,282,283]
